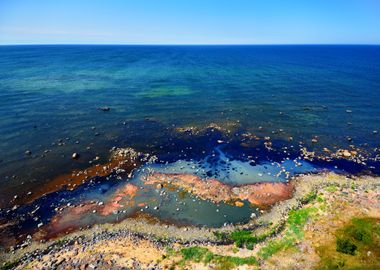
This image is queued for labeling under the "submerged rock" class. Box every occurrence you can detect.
[144,172,294,208]
[98,107,110,112]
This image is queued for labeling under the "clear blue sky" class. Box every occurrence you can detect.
[0,0,379,45]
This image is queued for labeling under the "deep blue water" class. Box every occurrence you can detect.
[0,45,379,208]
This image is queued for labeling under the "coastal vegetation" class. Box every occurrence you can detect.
[178,246,258,269]
[317,217,380,269]
[1,173,379,269]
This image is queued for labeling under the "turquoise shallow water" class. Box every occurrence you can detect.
[0,45,379,206]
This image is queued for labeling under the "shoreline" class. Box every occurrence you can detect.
[2,172,379,269]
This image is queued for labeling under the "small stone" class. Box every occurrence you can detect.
[323,147,330,153]
[235,201,244,207]
[25,150,32,155]
[72,153,80,159]
[342,150,351,158]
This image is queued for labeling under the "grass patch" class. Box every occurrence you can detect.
[344,218,380,245]
[180,246,210,262]
[336,238,357,255]
[335,217,380,256]
[229,230,258,249]
[325,184,338,193]
[258,236,296,260]
[301,191,318,204]
[0,261,19,270]
[318,217,380,269]
[214,225,280,250]
[287,207,317,238]
[179,246,257,269]
[258,207,317,260]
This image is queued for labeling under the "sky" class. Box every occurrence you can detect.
[0,0,379,45]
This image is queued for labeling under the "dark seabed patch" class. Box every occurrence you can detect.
[0,124,379,249]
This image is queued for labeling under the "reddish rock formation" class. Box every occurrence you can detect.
[144,173,294,208]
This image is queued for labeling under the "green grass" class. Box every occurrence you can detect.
[336,238,357,255]
[212,206,318,264]
[179,246,257,269]
[301,191,318,204]
[287,207,317,238]
[318,217,380,269]
[213,225,280,250]
[325,184,338,193]
[180,246,210,262]
[258,207,317,260]
[335,217,380,256]
[229,230,258,249]
[0,261,19,270]
[344,218,380,245]
[258,236,295,260]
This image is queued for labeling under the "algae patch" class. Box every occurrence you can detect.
[136,86,195,98]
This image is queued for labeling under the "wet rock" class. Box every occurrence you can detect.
[342,150,352,158]
[25,150,32,155]
[231,187,240,195]
[235,201,244,207]
[98,107,110,112]
[72,153,80,160]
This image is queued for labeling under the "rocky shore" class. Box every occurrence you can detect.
[2,173,379,269]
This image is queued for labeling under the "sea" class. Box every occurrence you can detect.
[0,45,379,243]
